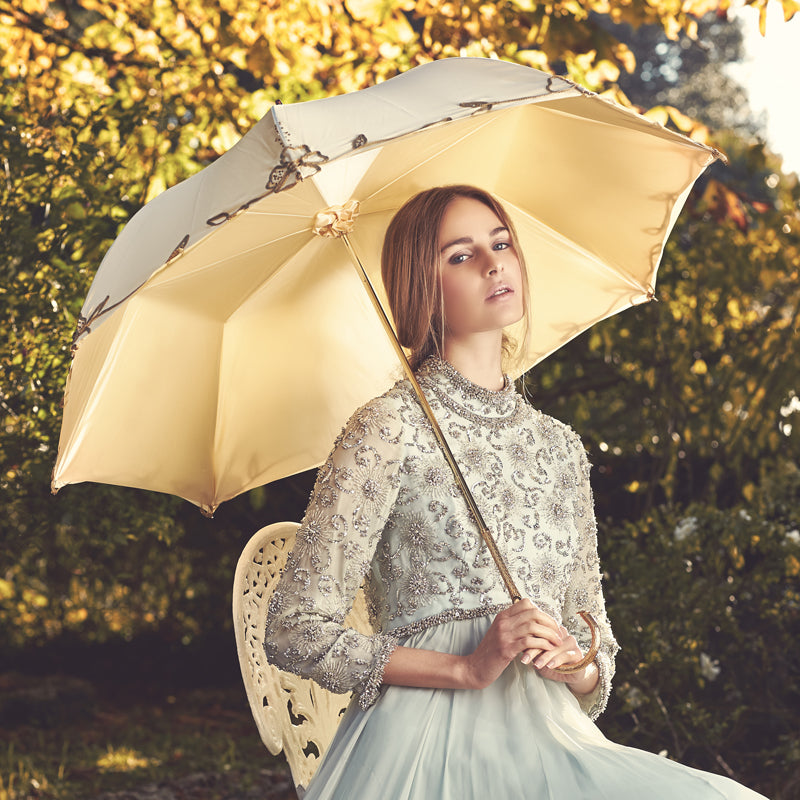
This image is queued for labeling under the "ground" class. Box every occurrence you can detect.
[0,638,299,800]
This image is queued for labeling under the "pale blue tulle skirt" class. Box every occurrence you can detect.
[302,616,767,800]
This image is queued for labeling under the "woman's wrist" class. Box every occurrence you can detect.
[566,659,600,696]
[455,653,483,690]
[383,646,481,691]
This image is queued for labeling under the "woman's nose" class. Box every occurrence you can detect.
[485,261,502,276]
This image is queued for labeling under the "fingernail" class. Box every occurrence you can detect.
[520,653,532,664]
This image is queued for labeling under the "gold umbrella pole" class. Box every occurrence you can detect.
[339,232,599,672]
[341,233,523,602]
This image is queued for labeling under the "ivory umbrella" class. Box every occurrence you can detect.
[53,57,722,530]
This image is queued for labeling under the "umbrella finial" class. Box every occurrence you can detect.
[313,200,360,238]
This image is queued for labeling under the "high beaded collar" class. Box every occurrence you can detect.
[415,356,521,422]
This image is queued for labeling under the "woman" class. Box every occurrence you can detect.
[264,186,767,799]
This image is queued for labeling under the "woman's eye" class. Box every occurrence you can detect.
[449,253,469,265]
[493,241,510,251]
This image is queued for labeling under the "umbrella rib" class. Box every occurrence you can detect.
[501,197,654,296]
[541,98,724,162]
[149,227,312,287]
[355,115,501,206]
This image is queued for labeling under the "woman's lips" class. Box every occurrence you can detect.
[486,285,513,300]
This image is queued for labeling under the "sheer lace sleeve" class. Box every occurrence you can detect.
[264,396,405,709]
[562,430,620,720]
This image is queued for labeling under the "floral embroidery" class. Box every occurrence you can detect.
[400,566,437,611]
[293,507,341,569]
[463,443,490,471]
[508,442,530,467]
[396,510,436,554]
[352,460,392,518]
[288,620,326,659]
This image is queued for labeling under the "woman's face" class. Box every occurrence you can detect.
[437,196,524,343]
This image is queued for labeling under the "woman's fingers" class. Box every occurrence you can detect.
[522,603,563,634]
[505,602,564,651]
[532,633,583,671]
[470,601,576,686]
[519,648,542,665]
[498,606,590,681]
[494,623,554,661]
[534,649,580,671]
[466,604,543,687]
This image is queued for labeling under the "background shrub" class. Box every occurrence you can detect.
[599,462,800,798]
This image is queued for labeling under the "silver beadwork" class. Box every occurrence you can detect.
[264,356,619,720]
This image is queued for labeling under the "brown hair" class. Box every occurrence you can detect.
[381,185,531,371]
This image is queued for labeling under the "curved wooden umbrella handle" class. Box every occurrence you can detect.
[552,611,600,674]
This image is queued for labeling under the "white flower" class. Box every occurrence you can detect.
[738,509,752,521]
[785,529,800,546]
[673,516,698,542]
[624,686,645,710]
[699,652,721,681]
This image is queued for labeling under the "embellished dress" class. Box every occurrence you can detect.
[264,357,767,800]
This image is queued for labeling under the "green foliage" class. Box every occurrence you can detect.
[599,464,800,798]
[2,0,796,148]
[0,86,193,649]
[1,93,117,475]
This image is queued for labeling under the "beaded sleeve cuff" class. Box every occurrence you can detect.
[578,651,613,721]
[357,634,400,710]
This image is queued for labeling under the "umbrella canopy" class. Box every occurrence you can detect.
[53,57,722,515]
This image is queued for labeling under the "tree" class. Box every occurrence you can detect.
[2,0,796,199]
[604,10,762,138]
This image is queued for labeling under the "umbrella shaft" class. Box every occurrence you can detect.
[341,234,522,603]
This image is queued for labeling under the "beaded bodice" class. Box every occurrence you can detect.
[264,357,618,719]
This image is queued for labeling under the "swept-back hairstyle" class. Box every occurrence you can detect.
[381,185,531,371]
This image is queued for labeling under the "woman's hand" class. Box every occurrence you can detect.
[529,622,599,695]
[382,601,599,695]
[463,599,565,689]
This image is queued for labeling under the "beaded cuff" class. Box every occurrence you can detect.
[357,634,400,710]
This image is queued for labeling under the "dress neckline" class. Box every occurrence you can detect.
[414,356,521,424]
